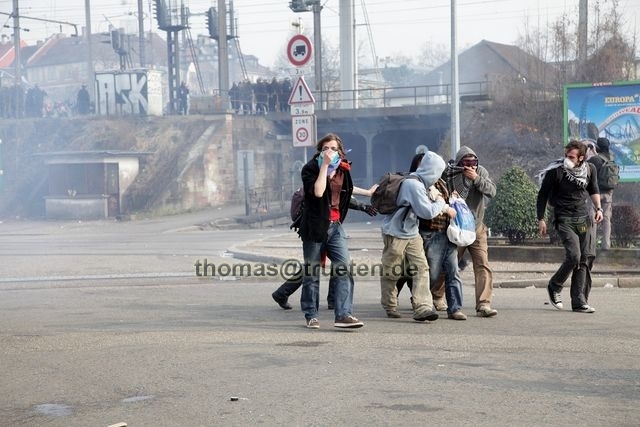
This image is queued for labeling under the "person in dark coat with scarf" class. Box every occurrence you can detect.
[297,133,364,329]
[271,194,377,310]
[537,140,603,313]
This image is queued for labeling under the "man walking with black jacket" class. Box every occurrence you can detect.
[537,140,603,313]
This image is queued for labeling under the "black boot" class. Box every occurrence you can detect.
[272,292,292,310]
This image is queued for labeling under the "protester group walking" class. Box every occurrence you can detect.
[273,134,614,328]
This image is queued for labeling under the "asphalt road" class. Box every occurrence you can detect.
[1,209,639,426]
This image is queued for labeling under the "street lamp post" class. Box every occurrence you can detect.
[85,0,94,105]
[450,0,460,160]
[312,1,322,108]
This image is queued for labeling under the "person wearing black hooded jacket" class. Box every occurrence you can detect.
[297,133,365,329]
[271,194,377,310]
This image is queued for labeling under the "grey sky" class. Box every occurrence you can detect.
[8,0,640,67]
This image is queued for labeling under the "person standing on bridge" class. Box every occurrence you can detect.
[537,140,602,313]
[76,84,91,115]
[178,82,189,115]
[296,133,365,329]
[439,146,499,318]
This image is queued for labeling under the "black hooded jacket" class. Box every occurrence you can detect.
[298,155,353,242]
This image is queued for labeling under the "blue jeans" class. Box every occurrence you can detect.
[272,267,337,306]
[550,216,595,308]
[421,230,463,314]
[301,222,354,320]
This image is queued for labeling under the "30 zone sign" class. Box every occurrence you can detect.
[292,115,315,147]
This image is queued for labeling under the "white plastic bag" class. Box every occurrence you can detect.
[446,197,476,246]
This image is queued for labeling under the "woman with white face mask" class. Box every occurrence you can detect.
[536,140,604,314]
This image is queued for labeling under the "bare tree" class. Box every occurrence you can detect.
[416,40,449,72]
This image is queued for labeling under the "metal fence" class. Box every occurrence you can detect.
[316,81,490,110]
[229,184,290,217]
[197,81,490,114]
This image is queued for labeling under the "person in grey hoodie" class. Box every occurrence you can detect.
[440,146,498,317]
[380,150,451,321]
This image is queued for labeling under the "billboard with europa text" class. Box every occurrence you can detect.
[564,80,640,182]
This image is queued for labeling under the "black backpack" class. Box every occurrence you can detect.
[289,187,304,230]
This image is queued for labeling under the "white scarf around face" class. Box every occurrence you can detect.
[563,162,589,188]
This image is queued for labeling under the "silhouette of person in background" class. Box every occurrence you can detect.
[178,82,190,115]
[587,137,616,250]
[77,84,91,115]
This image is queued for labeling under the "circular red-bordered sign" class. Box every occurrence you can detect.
[296,127,309,143]
[287,34,313,67]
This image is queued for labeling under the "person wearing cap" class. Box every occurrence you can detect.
[440,146,499,317]
[587,137,615,250]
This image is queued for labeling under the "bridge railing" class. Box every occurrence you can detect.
[316,81,489,110]
[197,81,490,114]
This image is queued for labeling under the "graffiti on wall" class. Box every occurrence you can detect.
[95,71,163,116]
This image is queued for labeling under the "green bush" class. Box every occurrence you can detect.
[485,166,539,244]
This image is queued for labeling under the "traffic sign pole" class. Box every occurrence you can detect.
[292,115,315,148]
[286,34,316,152]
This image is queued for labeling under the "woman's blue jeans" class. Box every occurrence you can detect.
[301,222,354,320]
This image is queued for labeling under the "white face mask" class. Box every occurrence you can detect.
[563,157,575,169]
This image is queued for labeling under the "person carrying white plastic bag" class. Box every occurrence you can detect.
[439,146,498,317]
[446,194,476,247]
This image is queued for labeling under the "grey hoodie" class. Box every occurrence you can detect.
[443,145,496,229]
[381,151,447,239]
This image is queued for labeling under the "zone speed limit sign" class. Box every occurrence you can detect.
[292,115,315,147]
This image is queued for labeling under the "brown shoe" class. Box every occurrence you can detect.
[476,305,498,317]
[433,299,448,312]
[386,310,402,318]
[334,315,364,329]
[447,310,467,320]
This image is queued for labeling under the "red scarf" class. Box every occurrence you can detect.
[328,160,351,209]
